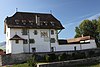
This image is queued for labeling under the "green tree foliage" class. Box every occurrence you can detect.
[74,18,100,47]
[27,55,36,67]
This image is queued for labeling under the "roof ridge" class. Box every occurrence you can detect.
[16,11,52,15]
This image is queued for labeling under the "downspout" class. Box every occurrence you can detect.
[28,29,30,53]
[49,29,51,52]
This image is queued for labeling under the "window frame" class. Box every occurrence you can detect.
[29,39,35,44]
[34,30,38,35]
[51,30,54,35]
[23,39,28,44]
[15,40,19,44]
[22,29,28,35]
[50,38,56,43]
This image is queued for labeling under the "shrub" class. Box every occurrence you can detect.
[59,53,68,61]
[44,53,57,62]
[27,55,36,67]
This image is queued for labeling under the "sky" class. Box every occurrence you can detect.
[0,0,100,42]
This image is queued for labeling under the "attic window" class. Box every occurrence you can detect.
[31,23,33,25]
[23,23,26,25]
[51,22,55,26]
[16,22,19,24]
[29,20,34,23]
[15,20,19,22]
[22,20,26,22]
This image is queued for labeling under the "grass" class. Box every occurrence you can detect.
[4,63,100,67]
[6,63,29,67]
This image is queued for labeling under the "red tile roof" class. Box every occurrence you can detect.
[58,36,93,45]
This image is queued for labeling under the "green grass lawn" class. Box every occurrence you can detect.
[4,63,100,67]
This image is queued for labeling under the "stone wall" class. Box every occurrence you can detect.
[0,48,100,66]
[37,56,100,67]
[0,53,33,66]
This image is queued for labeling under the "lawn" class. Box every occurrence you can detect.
[4,63,100,67]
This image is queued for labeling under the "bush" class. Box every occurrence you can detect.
[72,52,86,60]
[59,53,68,61]
[27,55,36,67]
[44,53,57,62]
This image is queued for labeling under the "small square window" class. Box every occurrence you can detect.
[23,39,28,44]
[29,39,35,43]
[50,38,55,43]
[34,30,37,35]
[15,40,19,44]
[22,29,28,35]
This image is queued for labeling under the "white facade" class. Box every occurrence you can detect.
[5,12,97,54]
[6,26,59,54]
[6,25,97,54]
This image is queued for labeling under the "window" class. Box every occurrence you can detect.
[51,22,55,26]
[15,40,19,44]
[22,20,26,22]
[22,29,28,35]
[32,48,36,52]
[29,39,35,43]
[23,39,28,44]
[34,30,37,35]
[51,30,54,35]
[51,47,54,52]
[50,38,55,43]
[15,20,19,22]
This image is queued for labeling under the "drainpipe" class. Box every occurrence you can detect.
[49,29,51,52]
[28,29,30,53]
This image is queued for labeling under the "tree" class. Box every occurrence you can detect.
[74,18,100,47]
[75,19,98,38]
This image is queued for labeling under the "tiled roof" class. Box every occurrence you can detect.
[10,35,24,40]
[58,36,92,45]
[4,12,64,30]
[67,36,91,43]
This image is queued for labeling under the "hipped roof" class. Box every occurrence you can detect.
[4,12,64,30]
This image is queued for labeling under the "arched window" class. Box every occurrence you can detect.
[51,30,54,35]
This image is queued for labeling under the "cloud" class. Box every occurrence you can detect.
[63,12,99,28]
[87,13,100,20]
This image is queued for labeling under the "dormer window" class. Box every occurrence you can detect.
[51,22,55,26]
[16,22,19,24]
[29,20,34,23]
[15,20,20,22]
[30,23,33,25]
[22,20,26,22]
[23,23,26,25]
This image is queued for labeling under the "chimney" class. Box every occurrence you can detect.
[81,34,83,37]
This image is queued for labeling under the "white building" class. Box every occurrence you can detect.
[4,12,97,54]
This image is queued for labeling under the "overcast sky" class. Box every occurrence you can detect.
[0,0,100,42]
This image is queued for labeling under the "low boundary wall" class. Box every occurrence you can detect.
[37,57,100,67]
[0,48,100,66]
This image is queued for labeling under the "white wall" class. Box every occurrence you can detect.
[6,27,97,54]
[52,39,97,51]
[7,28,58,54]
[11,40,24,54]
